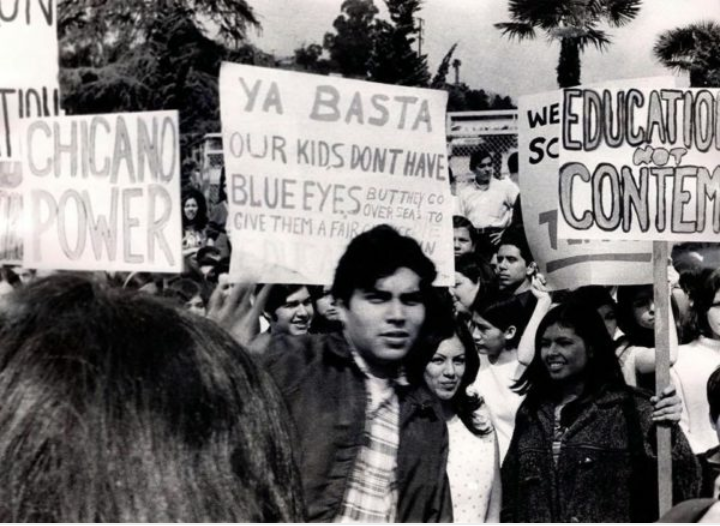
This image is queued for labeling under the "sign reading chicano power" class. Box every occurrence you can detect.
[19,111,183,273]
[220,63,453,285]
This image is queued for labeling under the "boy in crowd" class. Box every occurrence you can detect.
[249,284,315,353]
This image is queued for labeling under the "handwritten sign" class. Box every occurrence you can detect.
[558,87,720,242]
[0,0,57,80]
[519,89,653,290]
[0,0,60,263]
[220,63,453,285]
[19,111,182,272]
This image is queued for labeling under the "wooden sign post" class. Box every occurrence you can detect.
[653,241,672,516]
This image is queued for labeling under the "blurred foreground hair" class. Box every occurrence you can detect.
[0,275,304,522]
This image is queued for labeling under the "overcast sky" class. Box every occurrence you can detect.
[246,0,712,99]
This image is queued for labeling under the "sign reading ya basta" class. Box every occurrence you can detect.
[220,63,453,285]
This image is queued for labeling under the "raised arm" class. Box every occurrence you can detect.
[207,281,272,348]
[517,275,553,366]
[634,295,679,374]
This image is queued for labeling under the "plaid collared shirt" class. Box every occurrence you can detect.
[335,350,408,523]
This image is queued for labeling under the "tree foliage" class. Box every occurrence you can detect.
[58,0,265,157]
[323,0,379,78]
[369,0,430,87]
[495,0,642,87]
[430,43,457,88]
[654,21,720,87]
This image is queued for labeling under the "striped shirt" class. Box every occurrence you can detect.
[335,350,407,523]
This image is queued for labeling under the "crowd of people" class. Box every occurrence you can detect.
[1,147,720,522]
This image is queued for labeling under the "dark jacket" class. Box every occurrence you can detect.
[501,385,700,523]
[260,332,453,523]
[698,445,720,498]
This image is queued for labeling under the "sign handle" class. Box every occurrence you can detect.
[653,241,672,516]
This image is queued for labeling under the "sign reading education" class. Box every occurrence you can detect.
[220,63,453,285]
[558,87,720,242]
[19,111,182,273]
[519,89,652,290]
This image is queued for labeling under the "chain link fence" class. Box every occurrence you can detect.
[446,110,518,184]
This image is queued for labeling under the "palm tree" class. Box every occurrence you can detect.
[654,21,720,87]
[495,0,642,88]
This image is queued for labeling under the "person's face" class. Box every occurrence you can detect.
[315,287,340,321]
[496,245,531,292]
[185,295,206,317]
[631,288,655,330]
[472,155,493,185]
[424,335,466,401]
[271,287,314,336]
[184,198,199,221]
[451,271,479,314]
[453,227,475,257]
[597,304,618,338]
[340,267,425,373]
[706,290,720,339]
[471,313,511,357]
[15,267,35,285]
[540,323,590,384]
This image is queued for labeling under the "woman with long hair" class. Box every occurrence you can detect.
[502,301,700,522]
[0,274,304,521]
[413,303,500,523]
[181,187,209,256]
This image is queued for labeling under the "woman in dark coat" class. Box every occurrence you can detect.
[501,301,700,523]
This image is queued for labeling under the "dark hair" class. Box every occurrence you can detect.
[331,224,436,305]
[708,366,720,422]
[0,275,304,521]
[263,284,312,320]
[690,268,720,338]
[162,277,208,307]
[498,229,533,265]
[181,187,208,230]
[570,285,616,312]
[410,292,486,434]
[453,215,474,232]
[0,266,20,288]
[469,148,492,171]
[507,151,518,174]
[455,253,498,311]
[477,295,532,350]
[513,301,624,399]
[616,285,655,347]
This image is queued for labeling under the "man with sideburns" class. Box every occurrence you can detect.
[211,224,452,522]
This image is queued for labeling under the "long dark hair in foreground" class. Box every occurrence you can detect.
[0,274,304,522]
[513,301,625,400]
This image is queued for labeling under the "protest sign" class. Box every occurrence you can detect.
[19,111,182,273]
[0,0,59,159]
[0,0,60,264]
[0,0,58,83]
[519,89,652,290]
[558,86,720,242]
[220,63,453,285]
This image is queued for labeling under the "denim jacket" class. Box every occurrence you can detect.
[261,332,453,523]
[501,385,700,523]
